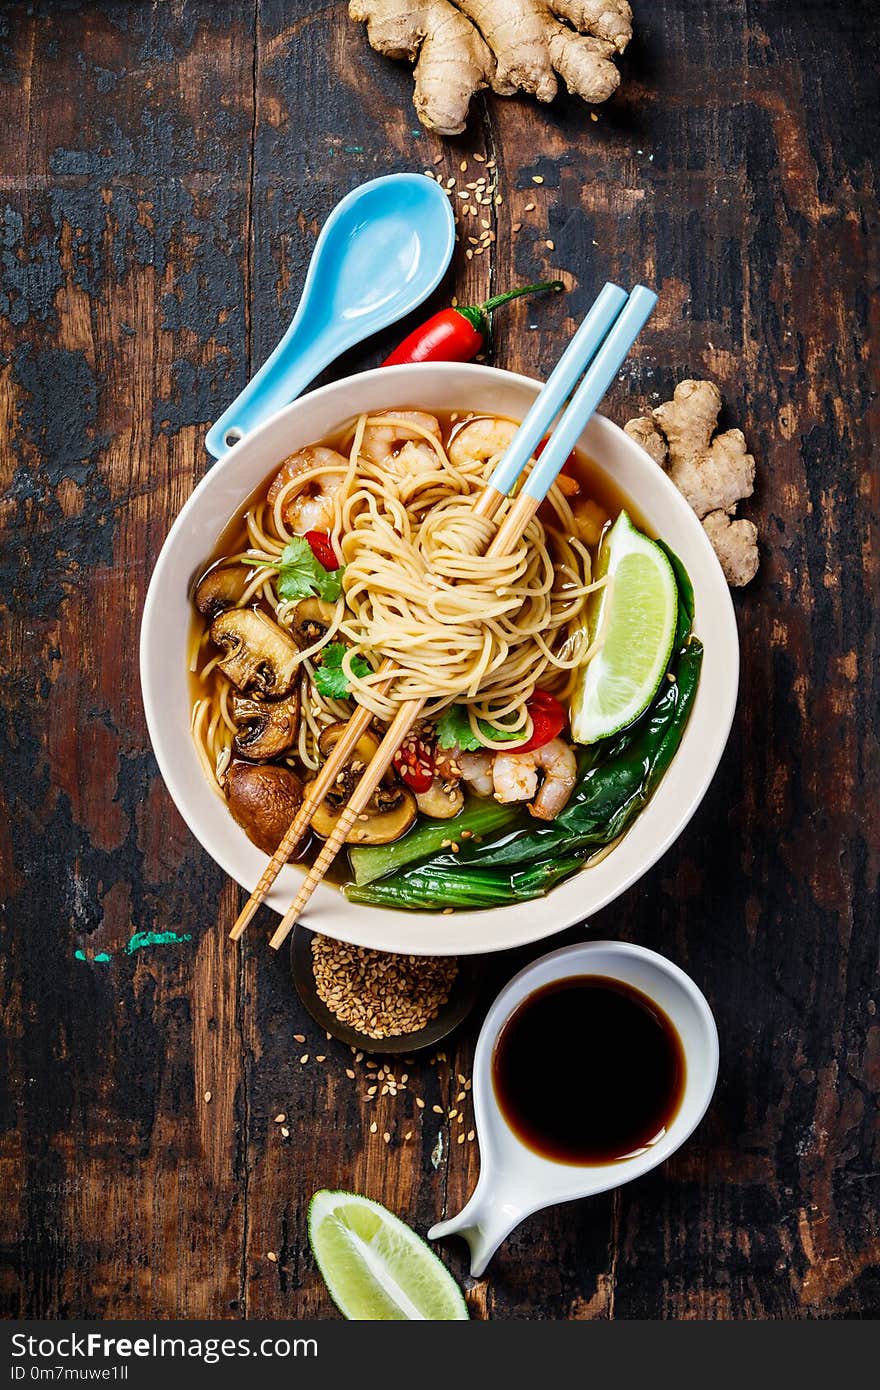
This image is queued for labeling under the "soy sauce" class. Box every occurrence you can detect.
[492,975,685,1165]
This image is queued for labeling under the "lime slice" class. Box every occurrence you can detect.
[308,1190,469,1320]
[571,511,678,744]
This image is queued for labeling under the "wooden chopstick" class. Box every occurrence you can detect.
[229,484,509,939]
[266,283,659,945]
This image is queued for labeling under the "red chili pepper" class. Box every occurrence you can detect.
[305,530,339,571]
[534,435,578,476]
[516,689,568,753]
[393,732,435,793]
[382,280,564,366]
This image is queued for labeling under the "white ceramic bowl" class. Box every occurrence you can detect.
[429,940,720,1275]
[140,363,739,956]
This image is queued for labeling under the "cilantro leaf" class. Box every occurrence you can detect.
[313,643,371,700]
[276,536,345,603]
[435,704,525,751]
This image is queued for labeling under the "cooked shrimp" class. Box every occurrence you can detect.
[267,446,347,534]
[448,416,518,470]
[492,738,577,820]
[457,750,495,798]
[360,412,441,466]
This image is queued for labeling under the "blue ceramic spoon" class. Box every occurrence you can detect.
[205,173,456,459]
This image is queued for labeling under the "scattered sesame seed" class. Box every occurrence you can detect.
[546,240,555,250]
[524,202,536,211]
[532,175,544,184]
[316,1055,326,1062]
[281,1127,290,1138]
[204,1091,212,1104]
[590,112,598,122]
[432,1104,443,1114]
[457,1133,465,1144]
[266,1251,277,1263]
[299,1055,309,1064]
[383,1131,391,1144]
[416,1097,425,1108]
[459,160,467,172]
[346,1068,355,1079]
[293,1035,305,1044]
[370,1121,378,1133]
[467,1129,475,1141]
[405,1131,413,1141]
[274,1113,286,1123]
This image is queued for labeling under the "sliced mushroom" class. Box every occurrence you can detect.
[415,777,465,820]
[210,608,300,696]
[291,597,337,647]
[309,782,417,846]
[231,689,300,761]
[194,563,251,620]
[317,720,401,803]
[225,762,303,855]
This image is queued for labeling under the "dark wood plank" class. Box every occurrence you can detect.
[0,0,256,1318]
[1,0,877,1321]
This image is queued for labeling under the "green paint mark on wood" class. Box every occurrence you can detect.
[74,949,112,963]
[124,930,192,955]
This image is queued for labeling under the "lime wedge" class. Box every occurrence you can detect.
[308,1190,469,1320]
[571,511,678,744]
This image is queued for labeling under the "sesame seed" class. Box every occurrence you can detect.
[467,1130,475,1141]
[203,1091,212,1104]
[532,175,544,184]
[346,1068,355,1079]
[281,1127,290,1138]
[524,202,536,211]
[416,1097,425,1108]
[310,935,458,1041]
[294,1034,305,1044]
[383,1131,391,1144]
[546,239,555,250]
[370,1121,378,1133]
[432,1104,443,1114]
[267,1251,277,1263]
[299,1055,309,1064]
[274,1113,286,1123]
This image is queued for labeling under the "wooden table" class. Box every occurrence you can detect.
[1,2,877,1320]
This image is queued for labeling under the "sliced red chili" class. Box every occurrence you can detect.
[393,733,435,793]
[516,689,568,753]
[305,530,339,571]
[534,436,578,476]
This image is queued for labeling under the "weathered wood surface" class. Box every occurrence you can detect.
[0,0,877,1320]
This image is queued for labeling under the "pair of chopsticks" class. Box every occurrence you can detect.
[231,281,657,950]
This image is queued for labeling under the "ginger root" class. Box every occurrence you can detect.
[625,380,759,587]
[349,0,632,134]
